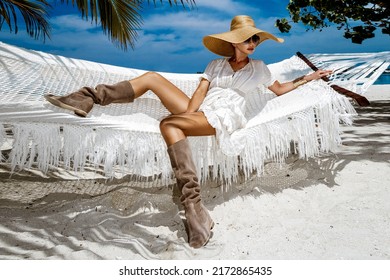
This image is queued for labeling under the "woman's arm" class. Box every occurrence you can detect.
[186,78,210,113]
[268,69,332,96]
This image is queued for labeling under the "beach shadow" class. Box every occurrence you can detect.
[0,154,349,259]
[1,97,389,259]
[0,182,197,259]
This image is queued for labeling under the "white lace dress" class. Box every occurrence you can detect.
[199,58,275,156]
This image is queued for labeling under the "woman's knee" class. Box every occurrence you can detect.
[159,116,177,132]
[144,71,163,82]
[132,71,163,96]
[160,116,186,145]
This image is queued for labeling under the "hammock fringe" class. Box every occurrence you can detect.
[2,42,386,186]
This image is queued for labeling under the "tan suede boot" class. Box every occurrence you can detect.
[44,81,135,117]
[167,138,214,248]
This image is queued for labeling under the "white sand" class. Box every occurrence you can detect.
[0,85,389,260]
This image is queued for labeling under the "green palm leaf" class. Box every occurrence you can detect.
[0,0,195,50]
[0,0,51,40]
[61,0,196,50]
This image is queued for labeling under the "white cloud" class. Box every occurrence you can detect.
[143,12,228,34]
[51,15,96,31]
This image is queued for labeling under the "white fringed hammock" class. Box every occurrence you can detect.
[0,42,389,185]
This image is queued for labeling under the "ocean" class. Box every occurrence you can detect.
[374,71,390,85]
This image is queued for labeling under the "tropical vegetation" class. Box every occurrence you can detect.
[276,0,389,44]
[0,0,195,49]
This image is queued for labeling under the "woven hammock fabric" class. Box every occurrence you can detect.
[2,41,384,185]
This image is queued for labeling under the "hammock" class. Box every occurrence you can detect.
[303,52,390,94]
[0,41,388,185]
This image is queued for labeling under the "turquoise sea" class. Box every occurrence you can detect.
[374,71,390,85]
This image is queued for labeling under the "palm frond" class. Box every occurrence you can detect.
[61,0,196,50]
[0,0,51,40]
[99,0,142,50]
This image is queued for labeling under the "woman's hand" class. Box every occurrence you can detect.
[269,69,333,96]
[186,78,210,113]
[305,69,333,81]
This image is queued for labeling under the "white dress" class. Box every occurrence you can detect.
[199,58,275,156]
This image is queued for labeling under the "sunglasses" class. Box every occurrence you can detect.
[243,35,260,45]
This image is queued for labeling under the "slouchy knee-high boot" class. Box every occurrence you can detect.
[44,81,135,117]
[167,138,214,248]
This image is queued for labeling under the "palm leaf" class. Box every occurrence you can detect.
[61,0,196,50]
[0,0,196,50]
[0,0,51,40]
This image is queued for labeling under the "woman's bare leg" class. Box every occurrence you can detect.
[159,112,216,146]
[45,71,189,117]
[131,72,190,115]
[162,112,215,248]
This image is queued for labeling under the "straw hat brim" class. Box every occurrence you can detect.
[203,26,284,57]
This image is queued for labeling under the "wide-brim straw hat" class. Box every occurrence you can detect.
[203,15,284,57]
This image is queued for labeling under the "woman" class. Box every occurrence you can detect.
[45,15,331,249]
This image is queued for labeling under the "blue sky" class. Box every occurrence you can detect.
[0,0,389,73]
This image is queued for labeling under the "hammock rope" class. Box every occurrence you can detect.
[1,41,388,185]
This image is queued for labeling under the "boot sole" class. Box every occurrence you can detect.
[44,94,88,117]
[188,215,215,249]
[190,222,214,249]
[203,220,215,246]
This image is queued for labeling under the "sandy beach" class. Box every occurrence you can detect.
[0,84,389,260]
